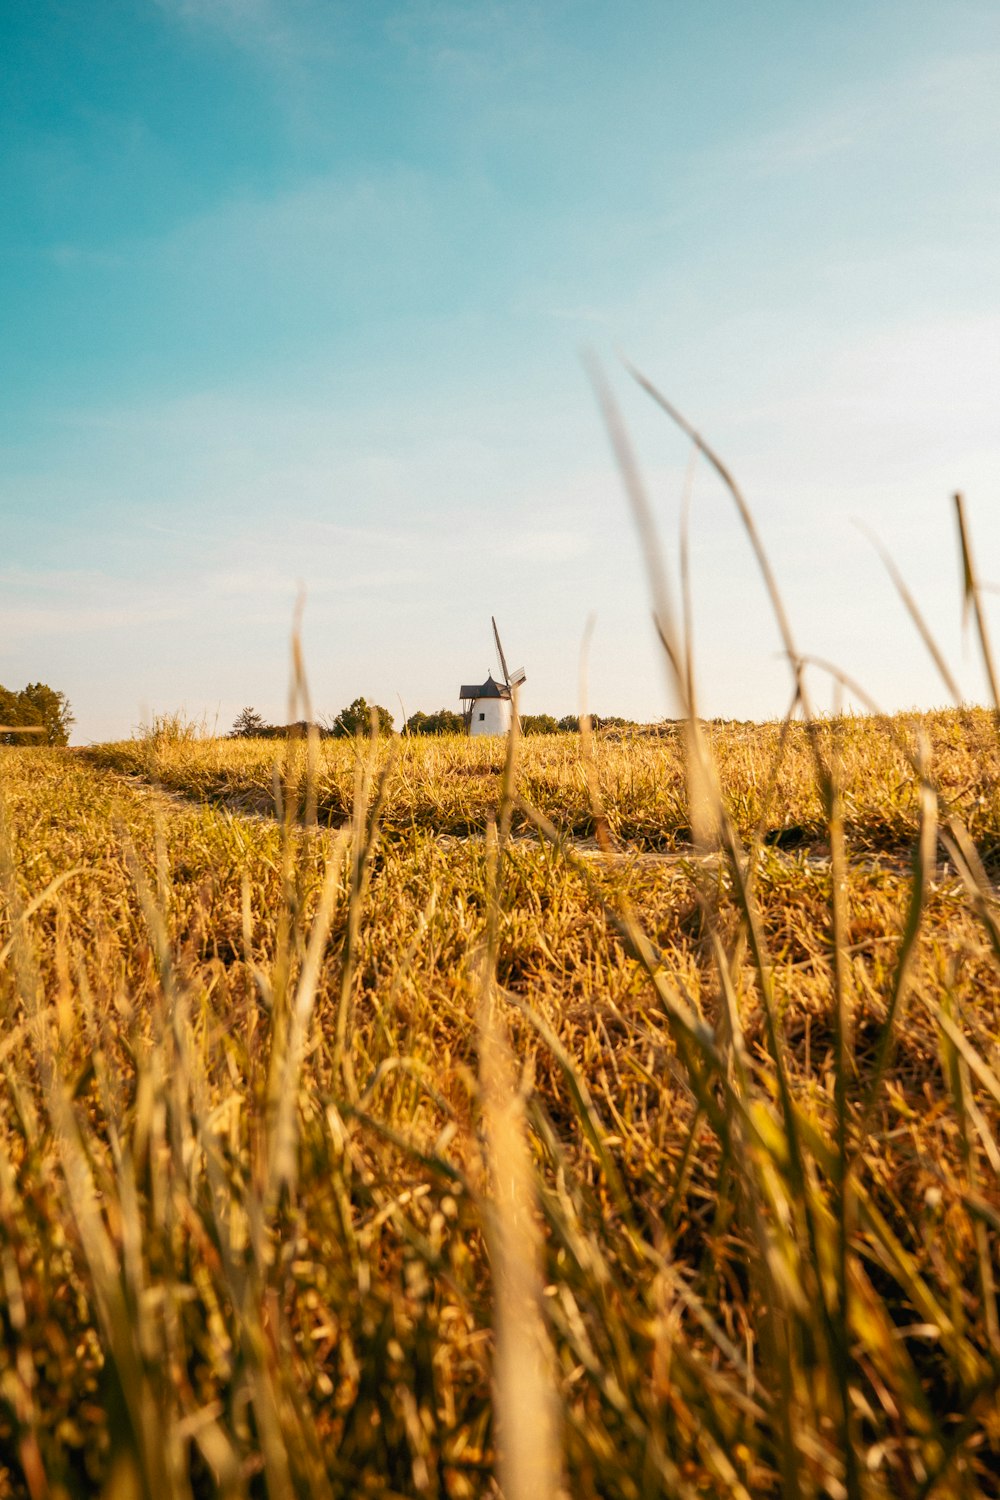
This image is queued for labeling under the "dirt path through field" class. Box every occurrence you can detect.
[91,760,935,884]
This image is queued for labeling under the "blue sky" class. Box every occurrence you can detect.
[2,1,999,739]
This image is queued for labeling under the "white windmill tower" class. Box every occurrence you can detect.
[459,617,527,736]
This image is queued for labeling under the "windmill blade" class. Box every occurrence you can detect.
[492,615,511,687]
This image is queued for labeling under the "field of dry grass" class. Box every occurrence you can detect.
[84,708,1000,856]
[1,703,999,1498]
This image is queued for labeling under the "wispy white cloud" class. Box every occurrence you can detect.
[153,0,311,59]
[151,0,341,132]
[0,602,181,636]
[733,50,1000,178]
[383,2,546,79]
[36,157,459,326]
[0,566,190,639]
[732,313,1000,453]
[157,164,443,285]
[44,244,126,269]
[202,564,417,597]
[543,304,615,328]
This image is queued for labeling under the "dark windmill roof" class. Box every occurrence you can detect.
[459,673,511,701]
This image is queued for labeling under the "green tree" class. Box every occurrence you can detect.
[331,697,395,738]
[0,683,73,745]
[430,709,464,734]
[520,713,559,735]
[230,707,271,738]
[0,687,20,734]
[406,708,464,735]
[557,714,580,732]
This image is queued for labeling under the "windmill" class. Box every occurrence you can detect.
[458,617,527,736]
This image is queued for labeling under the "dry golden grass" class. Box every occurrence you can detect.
[1,702,998,1497]
[4,376,1000,1496]
[84,706,1000,856]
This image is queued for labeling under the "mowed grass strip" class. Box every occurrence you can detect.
[0,724,998,1497]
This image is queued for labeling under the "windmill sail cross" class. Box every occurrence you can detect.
[491,615,511,687]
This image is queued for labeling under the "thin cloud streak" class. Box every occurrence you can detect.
[732,50,1000,178]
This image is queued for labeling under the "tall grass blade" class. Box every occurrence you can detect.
[860,522,962,704]
[954,491,1000,711]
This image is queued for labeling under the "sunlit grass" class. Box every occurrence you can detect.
[87,706,1000,857]
[1,697,998,1496]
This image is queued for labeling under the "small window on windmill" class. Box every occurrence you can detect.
[479,712,485,721]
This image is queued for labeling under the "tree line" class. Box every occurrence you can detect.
[229,699,396,739]
[0,683,74,746]
[230,701,643,738]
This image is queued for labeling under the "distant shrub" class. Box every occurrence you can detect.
[520,713,560,735]
[137,710,210,746]
[405,709,465,736]
[590,715,639,732]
